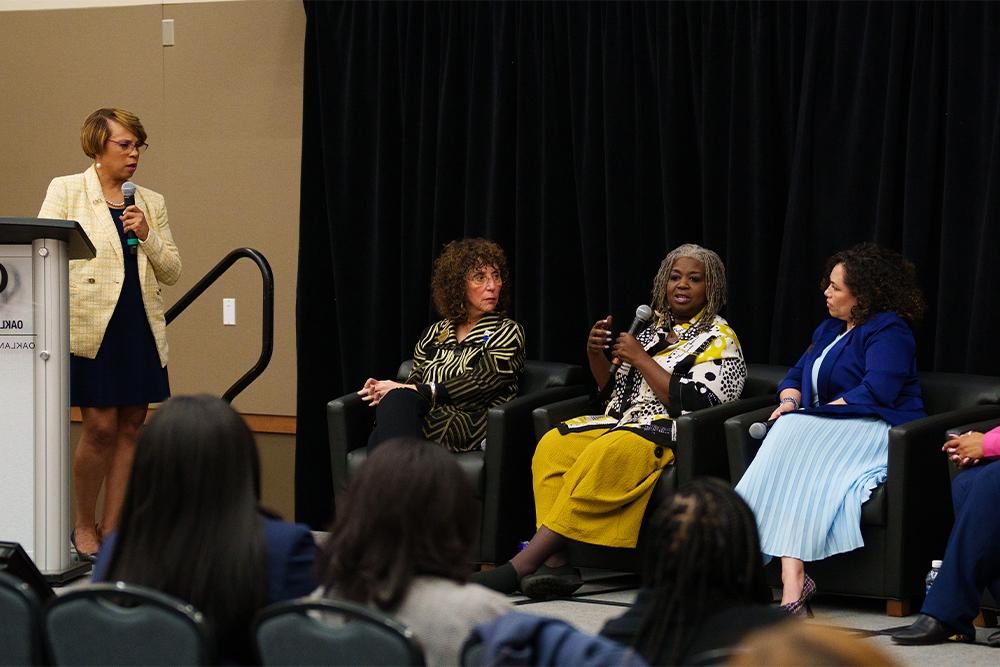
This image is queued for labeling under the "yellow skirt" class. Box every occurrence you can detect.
[532,425,673,548]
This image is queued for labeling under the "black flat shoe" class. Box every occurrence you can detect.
[519,564,583,600]
[469,562,520,594]
[987,629,1000,647]
[70,529,98,564]
[891,614,972,645]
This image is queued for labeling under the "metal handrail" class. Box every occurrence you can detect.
[165,248,274,403]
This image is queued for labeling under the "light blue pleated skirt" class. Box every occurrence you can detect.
[735,413,890,562]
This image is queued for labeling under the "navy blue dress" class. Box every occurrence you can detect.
[70,207,170,407]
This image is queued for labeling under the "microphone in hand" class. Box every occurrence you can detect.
[122,181,138,255]
[610,304,653,371]
[748,419,778,440]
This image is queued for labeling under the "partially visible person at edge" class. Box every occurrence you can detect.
[891,426,1000,647]
[735,242,926,615]
[473,244,747,598]
[359,238,525,452]
[600,478,787,665]
[38,108,181,562]
[92,395,318,664]
[314,438,512,667]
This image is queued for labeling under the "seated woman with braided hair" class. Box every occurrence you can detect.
[600,478,786,665]
[473,244,747,597]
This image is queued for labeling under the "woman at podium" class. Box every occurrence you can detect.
[37,108,181,560]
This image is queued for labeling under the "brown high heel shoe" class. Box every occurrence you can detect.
[779,574,816,617]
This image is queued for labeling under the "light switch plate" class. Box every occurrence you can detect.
[223,298,236,326]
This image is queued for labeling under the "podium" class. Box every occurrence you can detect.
[0,217,95,582]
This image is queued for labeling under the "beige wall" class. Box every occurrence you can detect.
[70,424,297,521]
[2,0,305,514]
[0,0,304,417]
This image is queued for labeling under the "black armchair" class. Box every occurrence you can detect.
[327,360,588,565]
[529,363,788,572]
[725,372,1000,616]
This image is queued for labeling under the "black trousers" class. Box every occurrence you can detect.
[367,388,429,452]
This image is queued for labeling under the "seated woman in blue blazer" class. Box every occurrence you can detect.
[92,395,317,663]
[735,243,926,615]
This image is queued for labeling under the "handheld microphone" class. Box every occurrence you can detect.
[610,304,654,372]
[748,419,778,440]
[122,181,138,255]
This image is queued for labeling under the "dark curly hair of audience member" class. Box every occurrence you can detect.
[318,438,479,610]
[633,477,771,666]
[821,243,926,324]
[431,238,510,322]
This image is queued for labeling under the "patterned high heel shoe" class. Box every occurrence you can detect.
[70,528,98,563]
[779,574,816,617]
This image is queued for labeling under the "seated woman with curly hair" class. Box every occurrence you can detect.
[359,238,525,453]
[735,242,927,616]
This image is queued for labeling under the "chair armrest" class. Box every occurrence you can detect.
[674,395,776,484]
[884,404,1000,598]
[479,384,591,562]
[724,405,777,485]
[531,394,603,442]
[326,392,374,495]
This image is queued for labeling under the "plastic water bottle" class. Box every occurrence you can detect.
[925,559,942,595]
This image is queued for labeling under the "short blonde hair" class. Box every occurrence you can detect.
[80,108,147,159]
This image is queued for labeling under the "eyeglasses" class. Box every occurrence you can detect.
[468,269,502,287]
[106,139,149,153]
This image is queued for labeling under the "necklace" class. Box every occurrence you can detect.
[105,198,125,208]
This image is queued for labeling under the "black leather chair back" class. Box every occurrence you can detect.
[255,598,425,666]
[919,372,1000,414]
[0,572,43,666]
[742,364,787,398]
[395,359,586,396]
[45,583,211,666]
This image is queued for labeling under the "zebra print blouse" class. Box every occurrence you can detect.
[406,312,526,452]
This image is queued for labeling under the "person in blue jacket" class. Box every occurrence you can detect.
[92,394,317,664]
[735,243,926,615]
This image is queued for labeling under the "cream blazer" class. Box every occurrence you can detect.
[37,165,182,365]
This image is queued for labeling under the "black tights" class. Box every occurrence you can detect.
[367,388,429,452]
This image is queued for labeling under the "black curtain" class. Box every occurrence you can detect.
[296,1,1000,527]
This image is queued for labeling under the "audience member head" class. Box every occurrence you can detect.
[318,438,479,610]
[106,394,267,657]
[731,622,900,666]
[635,477,770,665]
[431,238,510,323]
[651,244,728,333]
[821,242,925,325]
[80,107,147,159]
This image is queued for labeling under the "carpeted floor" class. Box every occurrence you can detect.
[512,570,999,666]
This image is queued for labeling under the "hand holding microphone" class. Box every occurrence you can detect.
[121,181,147,255]
[610,305,653,370]
[750,395,801,439]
